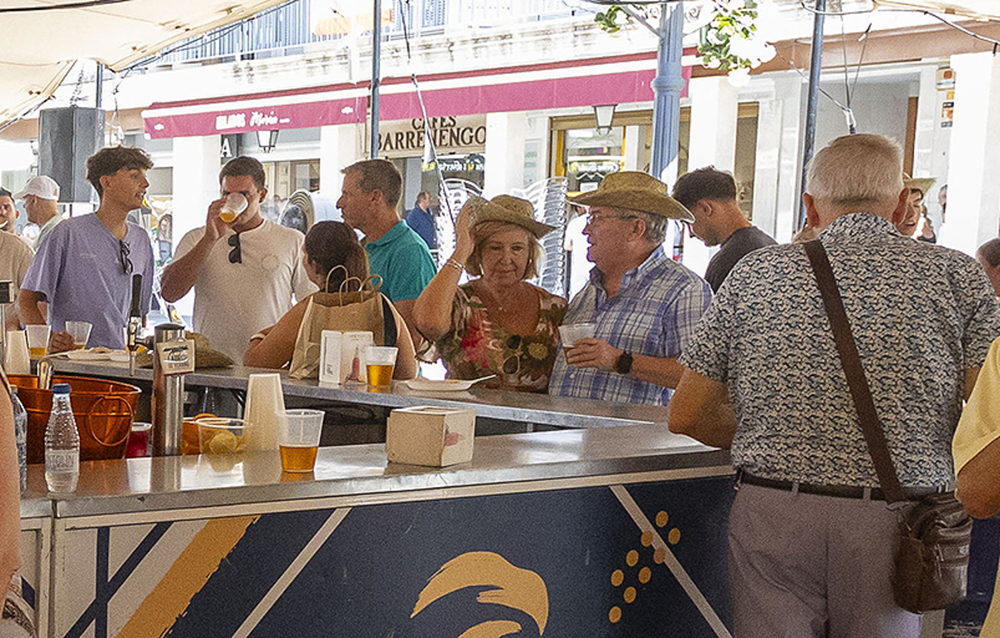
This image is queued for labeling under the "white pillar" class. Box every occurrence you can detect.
[941,52,1000,256]
[483,112,527,198]
[170,134,221,317]
[749,74,805,243]
[319,123,362,197]
[684,76,739,278]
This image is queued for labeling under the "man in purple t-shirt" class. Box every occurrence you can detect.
[19,147,155,351]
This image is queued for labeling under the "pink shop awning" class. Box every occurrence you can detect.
[143,52,691,139]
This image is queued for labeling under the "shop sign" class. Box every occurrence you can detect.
[429,153,485,174]
[377,115,486,158]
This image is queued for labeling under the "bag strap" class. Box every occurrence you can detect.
[802,240,906,504]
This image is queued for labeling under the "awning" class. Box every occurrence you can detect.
[874,0,1000,20]
[0,0,291,127]
[143,52,691,138]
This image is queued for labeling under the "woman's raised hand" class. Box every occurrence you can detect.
[453,200,476,263]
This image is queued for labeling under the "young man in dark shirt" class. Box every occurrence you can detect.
[673,166,775,292]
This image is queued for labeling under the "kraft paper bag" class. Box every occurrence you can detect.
[289,272,387,379]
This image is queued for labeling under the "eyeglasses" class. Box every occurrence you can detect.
[228,232,242,264]
[118,239,133,275]
[585,211,636,226]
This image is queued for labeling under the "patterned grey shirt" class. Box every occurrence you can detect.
[680,213,1000,487]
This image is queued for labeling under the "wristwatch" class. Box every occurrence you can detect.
[615,351,634,375]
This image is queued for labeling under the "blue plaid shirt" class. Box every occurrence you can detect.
[548,247,712,405]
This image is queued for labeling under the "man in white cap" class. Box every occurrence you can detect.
[14,176,62,250]
[547,171,712,406]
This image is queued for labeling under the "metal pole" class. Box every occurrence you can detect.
[649,1,686,183]
[95,63,103,109]
[798,0,826,230]
[370,0,382,159]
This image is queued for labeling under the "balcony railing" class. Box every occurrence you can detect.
[149,0,580,67]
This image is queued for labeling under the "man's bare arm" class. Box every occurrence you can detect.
[160,235,217,302]
[668,367,736,448]
[564,339,686,389]
[17,289,46,325]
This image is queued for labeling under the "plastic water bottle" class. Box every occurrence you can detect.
[44,384,79,493]
[10,386,27,493]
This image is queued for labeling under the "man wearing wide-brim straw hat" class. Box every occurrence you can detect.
[547,170,712,406]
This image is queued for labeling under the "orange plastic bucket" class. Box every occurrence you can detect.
[10,375,141,463]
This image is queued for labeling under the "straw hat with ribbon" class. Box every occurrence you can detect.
[467,194,556,238]
[569,171,694,222]
[903,173,936,196]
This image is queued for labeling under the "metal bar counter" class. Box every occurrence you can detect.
[19,424,736,637]
[46,359,676,430]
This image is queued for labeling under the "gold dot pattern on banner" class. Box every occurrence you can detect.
[610,606,622,623]
[626,550,639,567]
[624,586,637,604]
[656,511,669,527]
[641,531,653,547]
[654,547,666,564]
[611,570,624,587]
[639,567,652,584]
[669,528,681,545]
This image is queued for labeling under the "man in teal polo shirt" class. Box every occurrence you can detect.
[338,159,435,343]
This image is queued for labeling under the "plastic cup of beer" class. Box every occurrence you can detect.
[65,321,92,350]
[278,409,324,473]
[219,193,248,223]
[25,324,50,359]
[365,346,398,390]
[559,323,597,350]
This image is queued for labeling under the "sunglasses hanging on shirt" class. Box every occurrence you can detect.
[228,232,242,264]
[118,239,133,275]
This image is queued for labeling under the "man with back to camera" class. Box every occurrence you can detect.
[404,191,436,250]
[672,166,775,292]
[18,147,155,352]
[337,159,436,343]
[669,134,1000,636]
[547,171,712,406]
[161,156,316,362]
[15,175,63,250]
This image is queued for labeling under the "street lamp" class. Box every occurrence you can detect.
[593,104,616,135]
[256,129,279,152]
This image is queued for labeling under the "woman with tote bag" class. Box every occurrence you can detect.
[243,221,416,378]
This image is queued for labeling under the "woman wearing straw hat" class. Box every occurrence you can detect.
[414,195,566,392]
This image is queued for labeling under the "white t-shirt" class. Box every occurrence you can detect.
[174,219,317,361]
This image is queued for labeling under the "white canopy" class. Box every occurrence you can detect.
[874,0,1000,20]
[0,0,290,126]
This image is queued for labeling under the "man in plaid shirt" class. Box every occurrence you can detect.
[548,171,712,405]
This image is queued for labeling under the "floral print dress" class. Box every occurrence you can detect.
[428,283,566,392]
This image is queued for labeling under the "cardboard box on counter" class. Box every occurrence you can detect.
[386,406,476,467]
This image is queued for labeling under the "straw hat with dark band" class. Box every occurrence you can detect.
[467,194,556,238]
[569,171,694,222]
[903,173,936,196]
